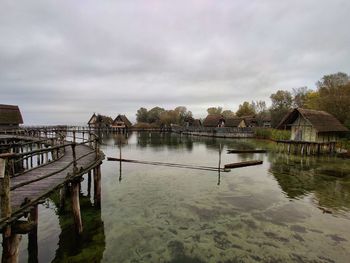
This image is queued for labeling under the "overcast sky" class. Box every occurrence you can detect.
[1,0,350,124]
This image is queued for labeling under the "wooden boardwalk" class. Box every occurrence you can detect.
[0,128,105,262]
[0,129,104,228]
[8,144,100,218]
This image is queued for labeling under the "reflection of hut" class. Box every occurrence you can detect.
[277,108,348,142]
[203,115,225,127]
[88,113,113,129]
[225,117,246,128]
[0,104,23,129]
[112,115,132,129]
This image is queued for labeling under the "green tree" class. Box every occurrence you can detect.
[136,107,148,123]
[252,100,269,126]
[236,101,256,117]
[207,107,223,115]
[270,90,293,127]
[175,106,192,125]
[316,73,350,124]
[292,87,312,108]
[148,107,165,123]
[222,110,235,118]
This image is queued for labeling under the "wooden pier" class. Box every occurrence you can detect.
[0,127,104,262]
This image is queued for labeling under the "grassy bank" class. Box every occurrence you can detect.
[255,128,291,141]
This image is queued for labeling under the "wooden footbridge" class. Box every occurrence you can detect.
[0,127,104,262]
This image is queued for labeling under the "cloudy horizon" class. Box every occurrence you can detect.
[1,0,350,125]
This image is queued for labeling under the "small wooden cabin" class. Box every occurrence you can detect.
[242,115,258,127]
[184,117,202,128]
[277,108,348,142]
[88,113,113,129]
[112,115,132,129]
[88,113,98,128]
[203,114,225,127]
[225,117,246,128]
[0,104,23,129]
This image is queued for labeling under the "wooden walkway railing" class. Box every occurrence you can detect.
[0,127,105,262]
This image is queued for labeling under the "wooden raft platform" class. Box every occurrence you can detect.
[0,143,103,227]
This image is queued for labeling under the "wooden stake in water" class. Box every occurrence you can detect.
[218,143,222,186]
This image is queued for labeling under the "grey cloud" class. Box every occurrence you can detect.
[1,0,350,124]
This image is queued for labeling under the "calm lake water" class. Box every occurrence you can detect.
[3,132,350,262]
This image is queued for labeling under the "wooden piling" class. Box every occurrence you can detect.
[93,166,101,208]
[28,205,38,263]
[70,180,83,234]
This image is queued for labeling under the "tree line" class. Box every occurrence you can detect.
[135,72,350,128]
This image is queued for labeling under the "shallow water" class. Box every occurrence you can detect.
[2,132,350,262]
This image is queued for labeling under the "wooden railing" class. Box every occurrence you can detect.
[0,127,99,176]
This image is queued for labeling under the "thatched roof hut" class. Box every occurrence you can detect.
[277,108,348,142]
[88,113,113,128]
[0,104,23,128]
[203,114,225,127]
[241,115,258,127]
[113,114,132,128]
[225,117,246,128]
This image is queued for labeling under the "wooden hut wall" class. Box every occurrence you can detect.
[290,115,317,142]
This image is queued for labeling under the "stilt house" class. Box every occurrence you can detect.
[88,113,113,129]
[112,115,132,129]
[277,108,348,142]
[203,115,225,127]
[0,104,23,129]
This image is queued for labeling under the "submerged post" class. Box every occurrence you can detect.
[93,165,101,208]
[28,205,38,263]
[70,179,83,234]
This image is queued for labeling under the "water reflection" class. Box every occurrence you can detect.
[269,153,350,213]
[50,186,105,262]
[136,132,193,151]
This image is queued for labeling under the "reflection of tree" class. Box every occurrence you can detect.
[136,132,193,152]
[269,153,350,211]
[50,189,105,263]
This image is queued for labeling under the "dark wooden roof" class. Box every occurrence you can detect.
[203,114,225,127]
[113,115,132,127]
[0,104,23,125]
[241,115,258,126]
[225,117,244,127]
[277,108,348,133]
[88,113,97,124]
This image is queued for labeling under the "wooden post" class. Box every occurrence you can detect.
[94,136,99,159]
[71,143,77,174]
[93,166,101,208]
[1,157,12,226]
[2,233,21,263]
[28,205,38,263]
[30,144,33,168]
[70,180,83,234]
[87,171,92,197]
[1,157,20,263]
[59,186,67,213]
[218,143,221,186]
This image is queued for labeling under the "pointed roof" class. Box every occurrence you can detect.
[225,117,245,127]
[203,114,225,127]
[0,104,23,125]
[88,113,97,124]
[113,114,132,127]
[277,108,348,133]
